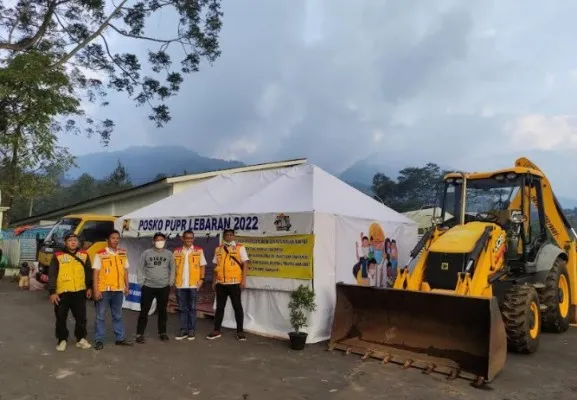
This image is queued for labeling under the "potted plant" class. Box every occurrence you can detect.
[288,284,317,350]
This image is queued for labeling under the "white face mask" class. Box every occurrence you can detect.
[223,240,234,246]
[154,240,166,249]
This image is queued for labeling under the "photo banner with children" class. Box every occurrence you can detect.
[334,216,417,288]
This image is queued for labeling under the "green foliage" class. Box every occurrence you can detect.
[288,284,316,333]
[372,163,452,212]
[0,51,81,224]
[0,0,223,128]
[11,160,133,222]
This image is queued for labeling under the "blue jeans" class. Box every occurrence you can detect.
[94,291,125,342]
[176,288,197,333]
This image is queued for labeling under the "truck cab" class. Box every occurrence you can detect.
[37,214,117,283]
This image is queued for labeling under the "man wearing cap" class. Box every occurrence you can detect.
[135,232,175,343]
[206,229,250,341]
[92,229,134,350]
[47,232,93,352]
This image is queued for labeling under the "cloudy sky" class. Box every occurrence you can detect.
[60,0,577,197]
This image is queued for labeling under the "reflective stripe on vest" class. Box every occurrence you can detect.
[55,251,87,294]
[174,246,205,288]
[97,249,127,292]
[214,244,243,284]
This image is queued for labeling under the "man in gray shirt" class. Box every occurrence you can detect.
[135,232,175,343]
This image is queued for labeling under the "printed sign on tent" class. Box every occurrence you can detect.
[237,234,315,280]
[120,213,314,237]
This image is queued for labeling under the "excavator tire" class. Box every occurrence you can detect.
[501,285,541,354]
[540,258,571,333]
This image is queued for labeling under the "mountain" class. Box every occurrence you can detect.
[67,146,577,210]
[67,146,245,185]
[339,156,577,210]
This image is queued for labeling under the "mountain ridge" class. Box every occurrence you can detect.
[69,146,577,210]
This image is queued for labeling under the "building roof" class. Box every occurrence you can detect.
[13,158,308,226]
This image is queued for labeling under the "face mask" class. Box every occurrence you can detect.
[154,240,166,249]
[223,241,234,246]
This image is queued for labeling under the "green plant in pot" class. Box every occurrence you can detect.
[288,284,317,350]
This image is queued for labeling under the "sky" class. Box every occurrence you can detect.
[59,0,577,197]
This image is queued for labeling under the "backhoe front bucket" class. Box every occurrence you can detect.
[329,283,507,382]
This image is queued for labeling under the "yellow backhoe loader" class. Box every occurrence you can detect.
[329,157,577,384]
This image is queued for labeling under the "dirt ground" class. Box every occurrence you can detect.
[1,281,577,400]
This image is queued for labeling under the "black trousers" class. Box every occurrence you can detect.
[137,285,169,335]
[214,283,244,333]
[54,290,87,342]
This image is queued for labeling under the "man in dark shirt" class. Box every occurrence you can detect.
[47,232,93,352]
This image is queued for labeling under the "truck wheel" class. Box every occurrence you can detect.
[501,285,541,353]
[540,258,571,333]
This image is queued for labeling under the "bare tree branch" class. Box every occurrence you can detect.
[53,0,129,68]
[108,23,184,44]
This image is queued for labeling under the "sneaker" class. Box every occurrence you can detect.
[95,341,104,351]
[206,330,221,340]
[236,332,247,341]
[135,335,145,344]
[115,339,134,346]
[76,338,92,349]
[187,331,196,341]
[175,330,188,341]
[159,333,169,342]
[56,340,67,352]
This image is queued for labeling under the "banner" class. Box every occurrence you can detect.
[335,216,417,288]
[119,212,313,237]
[121,235,220,313]
[237,234,314,280]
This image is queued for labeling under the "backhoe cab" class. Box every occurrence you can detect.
[329,157,576,384]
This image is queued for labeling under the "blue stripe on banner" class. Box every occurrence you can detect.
[126,282,142,303]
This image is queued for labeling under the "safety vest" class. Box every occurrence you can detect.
[96,248,127,292]
[174,246,205,288]
[55,250,88,294]
[213,244,244,284]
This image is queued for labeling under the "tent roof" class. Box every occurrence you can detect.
[120,164,416,225]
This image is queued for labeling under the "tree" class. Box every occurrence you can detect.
[0,51,79,225]
[99,160,132,195]
[395,163,446,211]
[372,162,449,213]
[153,172,167,180]
[372,173,402,210]
[0,0,223,129]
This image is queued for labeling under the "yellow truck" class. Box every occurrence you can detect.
[329,157,577,385]
[36,214,117,283]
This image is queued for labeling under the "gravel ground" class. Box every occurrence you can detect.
[1,280,577,400]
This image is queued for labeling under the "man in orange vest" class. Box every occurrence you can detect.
[92,230,134,350]
[173,230,207,340]
[47,232,93,352]
[206,229,250,341]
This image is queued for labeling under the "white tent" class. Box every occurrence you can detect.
[116,164,418,343]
